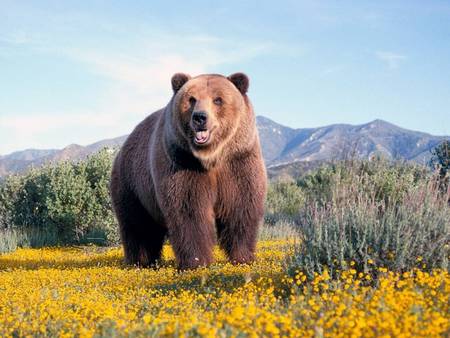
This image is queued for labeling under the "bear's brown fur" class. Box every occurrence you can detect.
[110,72,267,269]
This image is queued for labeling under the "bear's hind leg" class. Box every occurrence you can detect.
[114,192,166,267]
[139,221,167,267]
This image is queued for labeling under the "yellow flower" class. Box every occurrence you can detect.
[0,241,448,337]
[142,314,152,325]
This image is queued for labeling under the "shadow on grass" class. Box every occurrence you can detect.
[149,269,285,295]
[0,256,123,271]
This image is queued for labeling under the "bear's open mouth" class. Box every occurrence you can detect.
[194,130,210,145]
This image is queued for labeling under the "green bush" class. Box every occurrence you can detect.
[297,158,428,206]
[0,227,23,253]
[0,149,118,249]
[0,227,59,253]
[265,180,305,224]
[429,140,450,191]
[258,220,300,241]
[286,159,449,279]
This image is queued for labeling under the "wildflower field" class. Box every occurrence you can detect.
[1,156,449,337]
[0,240,448,337]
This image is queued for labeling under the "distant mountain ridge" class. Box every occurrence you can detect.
[257,117,447,166]
[0,116,447,177]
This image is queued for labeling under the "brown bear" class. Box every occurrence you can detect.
[110,72,267,269]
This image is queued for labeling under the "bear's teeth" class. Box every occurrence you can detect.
[196,131,207,139]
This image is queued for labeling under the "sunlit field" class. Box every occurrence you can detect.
[0,240,448,337]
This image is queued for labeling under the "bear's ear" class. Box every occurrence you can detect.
[227,72,249,95]
[171,73,191,93]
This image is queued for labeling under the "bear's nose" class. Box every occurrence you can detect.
[192,111,208,128]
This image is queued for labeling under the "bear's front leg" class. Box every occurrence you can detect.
[168,213,216,270]
[216,211,261,265]
[216,153,267,265]
[160,171,217,270]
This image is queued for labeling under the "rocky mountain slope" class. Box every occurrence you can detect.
[1,116,447,177]
[257,117,447,166]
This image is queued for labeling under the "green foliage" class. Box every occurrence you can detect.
[265,180,305,223]
[0,228,22,253]
[0,227,59,253]
[429,140,450,190]
[258,220,299,241]
[285,159,449,279]
[297,158,428,206]
[0,149,118,249]
[430,140,450,173]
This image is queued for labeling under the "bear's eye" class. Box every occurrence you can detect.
[189,96,197,106]
[213,97,223,106]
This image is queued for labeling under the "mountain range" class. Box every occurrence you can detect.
[1,116,448,177]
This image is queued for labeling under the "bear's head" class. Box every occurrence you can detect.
[170,73,253,163]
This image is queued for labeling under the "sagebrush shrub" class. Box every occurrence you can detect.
[297,158,428,205]
[287,160,449,279]
[258,220,299,240]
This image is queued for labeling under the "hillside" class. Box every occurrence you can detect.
[258,117,447,165]
[1,116,447,177]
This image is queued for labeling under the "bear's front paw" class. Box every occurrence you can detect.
[177,256,213,270]
[229,251,255,265]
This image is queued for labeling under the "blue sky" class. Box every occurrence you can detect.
[1,1,450,154]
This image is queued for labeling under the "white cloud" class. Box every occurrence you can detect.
[0,26,275,154]
[0,111,119,134]
[57,35,272,130]
[0,2,286,153]
[0,111,122,153]
[376,51,406,69]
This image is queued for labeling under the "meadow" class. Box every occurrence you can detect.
[0,151,449,337]
[0,241,448,337]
